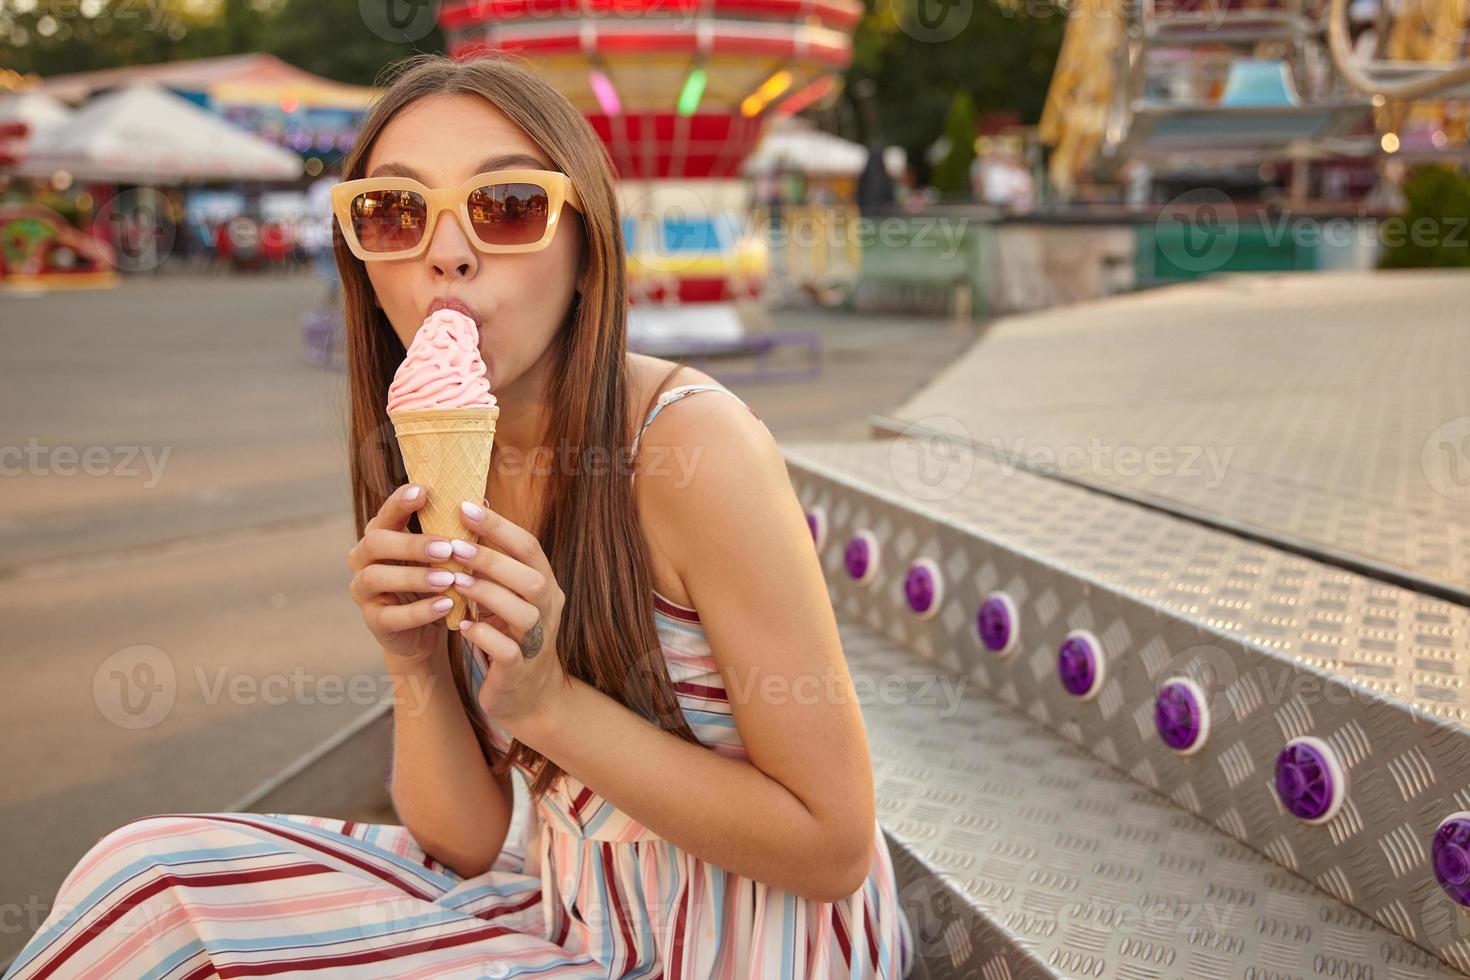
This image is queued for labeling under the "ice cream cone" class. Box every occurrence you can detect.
[390,405,499,629]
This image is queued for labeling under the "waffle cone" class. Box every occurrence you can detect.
[389,405,498,629]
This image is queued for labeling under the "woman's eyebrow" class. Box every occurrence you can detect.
[368,153,550,181]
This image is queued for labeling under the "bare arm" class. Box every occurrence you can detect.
[518,675,866,902]
[510,393,875,903]
[386,645,514,879]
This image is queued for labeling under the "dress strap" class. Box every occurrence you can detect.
[629,383,761,471]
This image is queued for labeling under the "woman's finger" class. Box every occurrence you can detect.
[367,484,427,533]
[456,573,540,636]
[459,617,520,660]
[371,594,454,634]
[350,526,455,572]
[457,502,554,578]
[446,537,545,601]
[353,563,456,604]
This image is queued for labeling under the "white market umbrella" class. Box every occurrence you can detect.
[0,90,76,137]
[742,119,869,177]
[12,80,303,182]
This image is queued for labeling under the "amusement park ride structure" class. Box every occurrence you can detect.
[1040,0,1470,196]
[439,0,859,356]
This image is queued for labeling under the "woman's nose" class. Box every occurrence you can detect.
[425,208,478,278]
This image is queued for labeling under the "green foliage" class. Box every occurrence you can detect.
[845,0,1066,176]
[1378,165,1470,269]
[2,0,443,86]
[931,90,976,195]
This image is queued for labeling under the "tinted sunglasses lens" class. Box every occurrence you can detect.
[468,182,549,246]
[350,189,428,253]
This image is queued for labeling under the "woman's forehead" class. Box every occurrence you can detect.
[367,95,549,180]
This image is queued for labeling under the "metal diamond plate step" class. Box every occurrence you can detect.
[841,618,1464,979]
[786,438,1470,973]
[877,270,1470,602]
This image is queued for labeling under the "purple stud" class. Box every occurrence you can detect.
[1057,629,1105,699]
[1155,677,1211,755]
[903,559,943,619]
[1275,736,1345,824]
[976,592,1018,656]
[806,506,827,551]
[1433,813,1470,907]
[844,530,878,585]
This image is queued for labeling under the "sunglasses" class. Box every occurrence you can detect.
[331,168,582,261]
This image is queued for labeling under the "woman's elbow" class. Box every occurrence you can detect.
[813,824,875,903]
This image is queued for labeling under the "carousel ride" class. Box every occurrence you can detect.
[439,0,857,368]
[1039,0,1470,197]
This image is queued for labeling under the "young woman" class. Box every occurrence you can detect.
[4,54,914,979]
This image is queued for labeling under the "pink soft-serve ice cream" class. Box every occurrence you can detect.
[387,309,497,413]
[387,309,499,629]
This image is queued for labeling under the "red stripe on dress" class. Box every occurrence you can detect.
[863,897,879,969]
[571,786,595,820]
[832,903,853,967]
[672,681,727,700]
[601,842,638,976]
[468,889,542,923]
[669,874,690,980]
[652,593,701,623]
[181,962,221,980]
[147,813,443,901]
[30,862,330,980]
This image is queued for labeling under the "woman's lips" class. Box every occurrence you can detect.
[425,296,482,331]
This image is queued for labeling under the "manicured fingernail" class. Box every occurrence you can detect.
[404,485,422,501]
[431,597,452,612]
[460,500,485,521]
[454,572,475,588]
[427,540,452,559]
[457,619,473,631]
[427,570,455,587]
[450,538,477,559]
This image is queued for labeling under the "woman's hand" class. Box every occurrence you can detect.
[451,500,569,732]
[346,484,458,664]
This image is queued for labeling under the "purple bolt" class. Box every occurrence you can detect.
[806,511,819,542]
[1275,740,1339,822]
[844,534,871,581]
[1434,816,1470,906]
[977,594,1015,653]
[1155,681,1205,752]
[904,562,937,614]
[1058,633,1101,697]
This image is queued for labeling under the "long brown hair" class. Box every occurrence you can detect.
[337,52,701,803]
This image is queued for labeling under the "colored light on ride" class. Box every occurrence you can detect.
[741,70,793,116]
[775,76,836,116]
[677,67,708,117]
[589,68,621,116]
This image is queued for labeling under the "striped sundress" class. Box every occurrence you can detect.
[3,383,914,979]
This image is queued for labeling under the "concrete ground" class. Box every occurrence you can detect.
[0,272,977,961]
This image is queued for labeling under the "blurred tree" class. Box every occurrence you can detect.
[842,0,1064,185]
[0,0,442,85]
[1378,165,1470,269]
[931,90,977,196]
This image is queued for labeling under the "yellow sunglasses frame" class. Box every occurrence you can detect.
[331,168,583,261]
